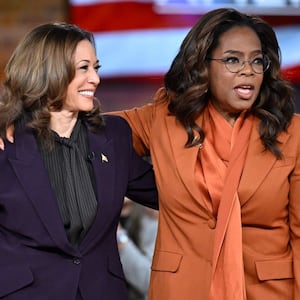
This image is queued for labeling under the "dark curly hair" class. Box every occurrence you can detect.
[0,22,104,148]
[165,8,295,158]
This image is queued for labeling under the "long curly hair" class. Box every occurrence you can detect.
[165,8,295,158]
[0,22,104,147]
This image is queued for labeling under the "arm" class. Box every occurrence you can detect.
[107,87,166,157]
[125,137,158,210]
[111,104,154,157]
[103,115,158,210]
[288,143,300,298]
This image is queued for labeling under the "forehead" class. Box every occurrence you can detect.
[74,39,97,60]
[216,26,262,54]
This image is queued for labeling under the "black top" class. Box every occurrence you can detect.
[38,119,98,246]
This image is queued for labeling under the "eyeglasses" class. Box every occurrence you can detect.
[207,54,271,74]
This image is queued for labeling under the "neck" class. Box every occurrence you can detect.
[50,110,78,138]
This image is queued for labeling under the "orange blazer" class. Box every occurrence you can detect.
[114,88,300,300]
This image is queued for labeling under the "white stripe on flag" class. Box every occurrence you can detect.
[275,26,300,68]
[95,28,189,77]
[94,26,300,78]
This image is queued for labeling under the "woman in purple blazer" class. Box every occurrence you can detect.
[0,23,157,299]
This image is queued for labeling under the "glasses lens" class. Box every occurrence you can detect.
[252,55,270,74]
[226,63,240,73]
[263,55,270,72]
[225,55,270,74]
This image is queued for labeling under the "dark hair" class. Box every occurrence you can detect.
[165,8,295,158]
[0,22,104,146]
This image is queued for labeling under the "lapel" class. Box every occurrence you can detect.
[166,113,290,208]
[7,126,78,256]
[79,127,117,251]
[166,113,214,213]
[238,119,290,205]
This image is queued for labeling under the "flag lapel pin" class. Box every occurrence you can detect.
[101,153,109,163]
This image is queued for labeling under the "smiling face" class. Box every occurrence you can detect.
[64,39,100,113]
[208,26,264,125]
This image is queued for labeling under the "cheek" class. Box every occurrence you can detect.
[253,77,264,96]
[209,73,231,96]
[63,87,78,110]
[257,76,264,88]
[64,90,73,106]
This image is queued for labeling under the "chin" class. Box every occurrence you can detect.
[81,106,94,112]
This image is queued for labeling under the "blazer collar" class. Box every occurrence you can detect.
[239,118,290,205]
[78,128,117,251]
[166,114,291,210]
[8,126,79,255]
[165,113,214,212]
[8,125,117,254]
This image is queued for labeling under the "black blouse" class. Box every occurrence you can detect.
[38,119,98,246]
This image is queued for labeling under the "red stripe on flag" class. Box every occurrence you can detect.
[282,65,300,84]
[69,2,199,32]
[69,1,300,33]
[261,15,300,27]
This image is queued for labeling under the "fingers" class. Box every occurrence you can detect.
[7,125,14,143]
[0,125,15,151]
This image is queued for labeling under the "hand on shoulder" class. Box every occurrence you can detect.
[0,125,14,150]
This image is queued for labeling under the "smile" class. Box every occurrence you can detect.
[79,90,94,97]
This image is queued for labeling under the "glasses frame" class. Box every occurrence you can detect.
[207,54,271,74]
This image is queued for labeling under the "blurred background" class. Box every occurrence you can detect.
[0,0,299,112]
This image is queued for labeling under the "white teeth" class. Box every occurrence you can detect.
[79,90,94,96]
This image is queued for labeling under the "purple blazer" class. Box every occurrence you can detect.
[0,115,158,300]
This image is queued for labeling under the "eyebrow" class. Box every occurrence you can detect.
[223,50,263,56]
[76,59,100,65]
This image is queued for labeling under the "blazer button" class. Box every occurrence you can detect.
[207,218,216,229]
[73,257,81,265]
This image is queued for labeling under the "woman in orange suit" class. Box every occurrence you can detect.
[116,8,299,300]
[1,8,299,300]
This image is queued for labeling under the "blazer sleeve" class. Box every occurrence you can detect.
[288,141,300,297]
[103,115,158,210]
[124,119,158,210]
[107,87,167,157]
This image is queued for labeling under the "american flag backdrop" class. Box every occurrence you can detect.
[69,0,300,84]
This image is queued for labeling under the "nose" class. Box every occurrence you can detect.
[88,69,100,85]
[240,61,254,75]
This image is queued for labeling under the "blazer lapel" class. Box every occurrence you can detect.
[166,115,290,209]
[79,129,116,251]
[8,127,78,255]
[165,114,213,211]
[239,119,290,205]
